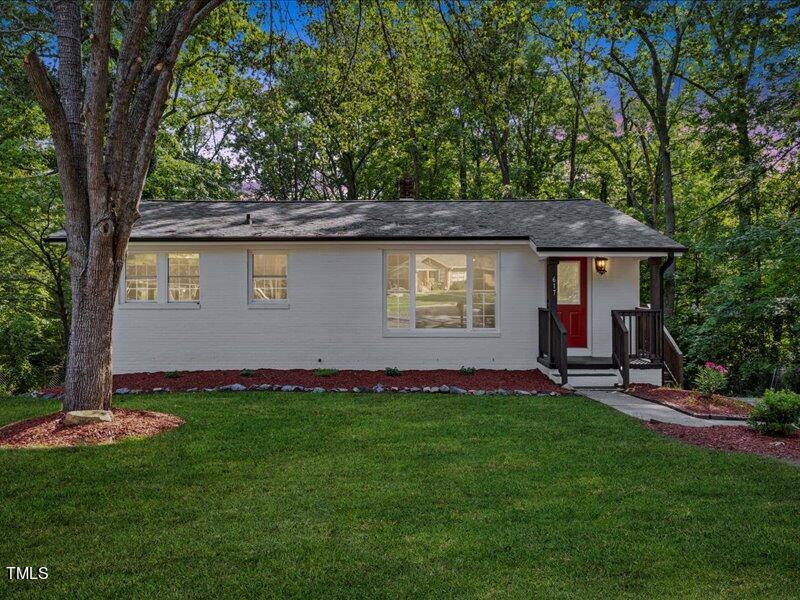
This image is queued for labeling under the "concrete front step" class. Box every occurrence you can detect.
[542,364,664,387]
[542,366,621,388]
[567,372,621,388]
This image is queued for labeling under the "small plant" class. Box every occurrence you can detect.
[694,361,728,397]
[748,389,800,436]
[385,367,402,377]
[239,369,255,377]
[459,366,476,375]
[164,370,180,379]
[314,368,339,377]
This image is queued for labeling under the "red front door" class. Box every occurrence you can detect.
[556,258,588,348]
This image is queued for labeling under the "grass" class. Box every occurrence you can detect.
[312,368,339,377]
[0,392,799,598]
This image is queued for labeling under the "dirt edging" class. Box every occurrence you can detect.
[630,391,749,421]
[626,387,750,421]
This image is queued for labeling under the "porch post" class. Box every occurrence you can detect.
[546,257,559,311]
[648,257,662,310]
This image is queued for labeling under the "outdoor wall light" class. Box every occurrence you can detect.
[594,257,608,275]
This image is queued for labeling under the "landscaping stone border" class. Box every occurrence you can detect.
[31,383,566,400]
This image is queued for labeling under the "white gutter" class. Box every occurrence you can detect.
[528,239,684,259]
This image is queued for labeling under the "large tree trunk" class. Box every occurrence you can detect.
[734,116,756,230]
[23,0,226,412]
[65,282,117,411]
[660,129,676,318]
[473,146,483,197]
[488,128,511,193]
[63,226,121,411]
[342,152,358,200]
[567,106,579,195]
[458,138,469,200]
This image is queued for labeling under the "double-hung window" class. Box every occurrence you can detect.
[250,252,288,303]
[122,252,201,306]
[384,251,498,332]
[125,253,158,302]
[168,253,200,302]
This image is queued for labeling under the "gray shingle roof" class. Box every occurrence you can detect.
[49,200,685,252]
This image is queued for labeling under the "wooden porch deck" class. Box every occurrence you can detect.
[537,355,663,371]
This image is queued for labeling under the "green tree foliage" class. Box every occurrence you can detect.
[0,0,797,394]
[0,59,69,393]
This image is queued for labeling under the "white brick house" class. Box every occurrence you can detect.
[52,200,686,387]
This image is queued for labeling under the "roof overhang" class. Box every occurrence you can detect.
[48,234,685,256]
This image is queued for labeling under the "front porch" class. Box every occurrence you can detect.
[536,255,684,388]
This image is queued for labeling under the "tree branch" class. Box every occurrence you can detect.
[608,43,657,122]
[84,0,113,225]
[22,52,88,267]
[53,0,85,168]
[116,0,225,271]
[106,0,153,208]
[673,72,720,102]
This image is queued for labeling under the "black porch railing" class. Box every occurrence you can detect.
[538,306,684,389]
[611,311,631,388]
[662,327,684,387]
[612,308,663,362]
[538,307,568,385]
[611,308,684,388]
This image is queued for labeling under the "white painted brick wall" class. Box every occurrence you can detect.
[589,257,641,356]
[111,243,641,374]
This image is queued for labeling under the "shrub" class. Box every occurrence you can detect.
[695,362,728,396]
[164,370,180,379]
[748,389,800,436]
[313,368,339,377]
[459,366,476,375]
[239,369,255,377]
[385,367,401,377]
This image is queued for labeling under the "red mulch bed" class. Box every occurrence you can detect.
[0,409,184,449]
[39,368,564,396]
[627,384,752,419]
[646,422,800,464]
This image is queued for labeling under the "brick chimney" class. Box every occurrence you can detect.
[398,175,416,199]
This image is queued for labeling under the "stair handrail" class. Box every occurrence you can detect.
[550,308,568,385]
[662,327,684,388]
[611,310,630,388]
[538,306,568,385]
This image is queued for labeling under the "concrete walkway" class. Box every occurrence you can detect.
[735,397,760,406]
[580,389,744,427]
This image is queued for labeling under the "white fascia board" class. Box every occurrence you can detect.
[126,239,531,250]
[535,250,677,258]
[528,239,682,259]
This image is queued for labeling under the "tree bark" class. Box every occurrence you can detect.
[489,128,512,192]
[24,0,225,412]
[342,152,358,200]
[567,105,579,195]
[734,116,756,230]
[660,130,676,317]
[458,125,469,200]
[65,262,117,411]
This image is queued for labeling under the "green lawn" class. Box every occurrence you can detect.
[1,392,799,599]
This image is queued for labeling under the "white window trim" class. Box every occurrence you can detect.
[166,252,201,305]
[119,252,201,309]
[246,250,290,309]
[382,250,500,337]
[120,252,158,304]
